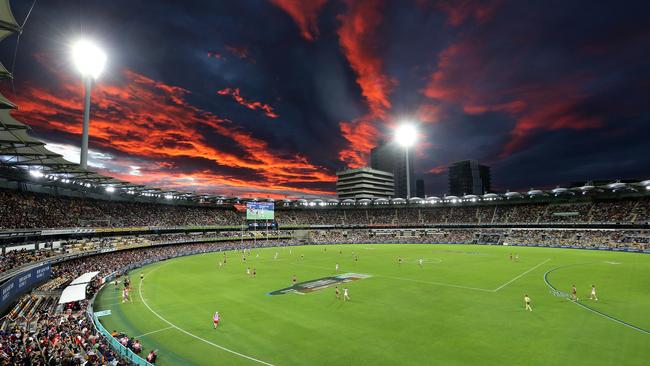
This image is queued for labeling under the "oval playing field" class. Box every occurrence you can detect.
[94,244,650,366]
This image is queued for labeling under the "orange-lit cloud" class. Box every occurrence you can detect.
[338,119,379,168]
[269,0,328,41]
[428,165,446,174]
[217,87,279,118]
[8,63,335,197]
[422,40,602,158]
[336,0,394,168]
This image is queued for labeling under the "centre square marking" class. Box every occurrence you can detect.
[268,273,371,296]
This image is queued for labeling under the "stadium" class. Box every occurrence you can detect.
[1,1,650,365]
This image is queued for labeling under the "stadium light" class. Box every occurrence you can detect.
[72,40,106,79]
[29,169,44,178]
[71,39,106,170]
[395,124,417,148]
[105,186,115,193]
[394,123,417,199]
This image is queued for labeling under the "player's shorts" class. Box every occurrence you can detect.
[213,320,219,324]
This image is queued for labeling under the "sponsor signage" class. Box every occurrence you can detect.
[268,273,371,296]
[0,263,51,312]
[94,310,112,317]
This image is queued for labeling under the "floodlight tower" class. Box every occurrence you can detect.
[395,123,417,199]
[71,40,106,169]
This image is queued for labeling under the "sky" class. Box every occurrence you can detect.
[1,0,649,198]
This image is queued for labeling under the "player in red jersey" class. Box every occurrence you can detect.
[335,286,340,300]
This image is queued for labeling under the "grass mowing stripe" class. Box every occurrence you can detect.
[543,265,650,336]
[138,263,276,366]
[492,258,551,292]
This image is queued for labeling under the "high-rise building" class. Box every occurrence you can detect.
[415,179,425,198]
[448,160,491,196]
[336,167,394,200]
[370,140,415,198]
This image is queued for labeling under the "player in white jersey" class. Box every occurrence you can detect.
[246,267,250,276]
[335,263,339,272]
[418,258,424,267]
[524,294,532,311]
[343,288,350,302]
[122,288,131,303]
[274,252,278,260]
[213,311,220,329]
[589,285,598,301]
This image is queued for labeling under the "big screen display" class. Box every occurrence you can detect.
[246,202,275,220]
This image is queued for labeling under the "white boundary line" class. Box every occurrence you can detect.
[376,274,494,292]
[138,263,276,366]
[492,258,551,292]
[543,265,650,336]
[135,326,174,338]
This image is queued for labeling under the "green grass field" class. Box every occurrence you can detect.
[94,244,650,365]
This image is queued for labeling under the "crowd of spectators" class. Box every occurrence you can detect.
[1,302,128,365]
[309,228,650,251]
[0,249,55,275]
[0,230,293,277]
[0,190,241,230]
[2,189,650,231]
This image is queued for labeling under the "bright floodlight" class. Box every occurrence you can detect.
[395,124,417,147]
[72,40,106,79]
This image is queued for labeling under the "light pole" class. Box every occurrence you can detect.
[395,124,417,199]
[72,40,106,169]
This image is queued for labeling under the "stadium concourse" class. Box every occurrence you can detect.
[0,186,650,364]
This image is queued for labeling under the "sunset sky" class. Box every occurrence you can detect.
[1,0,648,198]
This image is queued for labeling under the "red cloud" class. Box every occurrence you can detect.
[338,119,379,168]
[269,0,328,41]
[336,0,395,168]
[7,61,335,197]
[436,0,503,26]
[217,87,279,118]
[422,40,603,158]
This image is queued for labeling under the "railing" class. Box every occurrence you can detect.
[89,306,153,365]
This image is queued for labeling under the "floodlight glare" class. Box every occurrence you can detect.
[72,40,106,79]
[29,170,44,178]
[395,124,417,147]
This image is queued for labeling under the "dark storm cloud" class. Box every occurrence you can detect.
[1,0,648,197]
